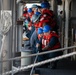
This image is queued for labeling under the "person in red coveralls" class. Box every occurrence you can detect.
[30,12,41,54]
[27,8,34,18]
[27,8,34,30]
[42,25,60,51]
[25,8,35,39]
[23,6,28,18]
[37,25,62,69]
[40,2,59,33]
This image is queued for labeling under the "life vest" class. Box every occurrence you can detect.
[23,8,28,17]
[23,12,28,18]
[42,9,54,18]
[34,23,39,31]
[34,20,51,32]
[34,22,43,32]
[42,32,60,50]
[40,9,57,29]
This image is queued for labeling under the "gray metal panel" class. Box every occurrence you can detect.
[3,0,11,10]
[0,0,13,74]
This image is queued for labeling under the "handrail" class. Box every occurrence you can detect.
[0,46,76,63]
[1,52,76,75]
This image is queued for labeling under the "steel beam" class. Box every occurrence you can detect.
[0,0,13,74]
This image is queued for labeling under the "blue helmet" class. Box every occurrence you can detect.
[35,12,41,15]
[41,2,50,8]
[27,8,32,13]
[38,27,43,34]
[43,25,51,33]
[31,14,41,23]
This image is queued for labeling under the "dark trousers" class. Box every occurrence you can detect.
[37,50,63,68]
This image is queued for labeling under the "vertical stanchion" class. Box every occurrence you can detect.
[30,51,39,75]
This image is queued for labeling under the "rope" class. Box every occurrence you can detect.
[0,46,76,63]
[1,52,76,75]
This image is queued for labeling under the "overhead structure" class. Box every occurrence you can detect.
[20,0,51,3]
